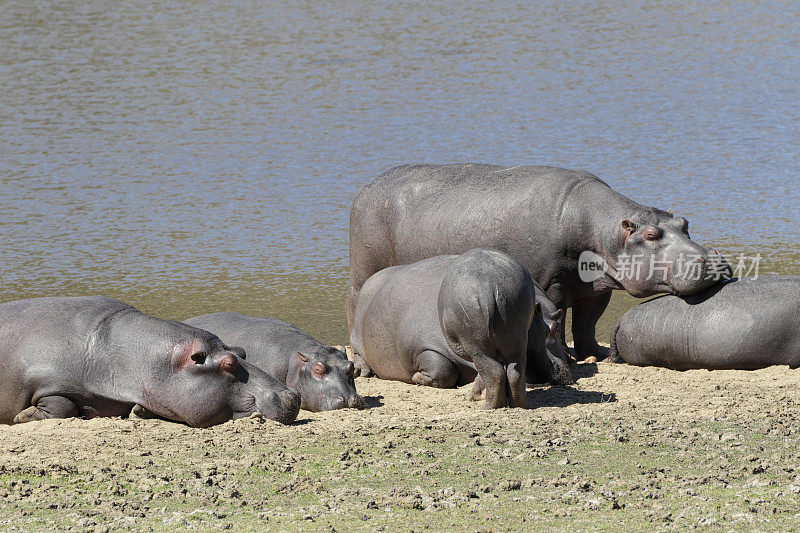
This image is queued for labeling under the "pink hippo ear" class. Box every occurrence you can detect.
[552,309,565,322]
[297,351,310,363]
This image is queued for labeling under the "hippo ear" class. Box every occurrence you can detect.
[227,346,246,360]
[619,219,637,244]
[552,309,564,322]
[297,351,309,363]
[190,350,207,364]
[621,219,636,233]
[534,303,542,316]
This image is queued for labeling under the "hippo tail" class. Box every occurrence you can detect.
[608,319,623,363]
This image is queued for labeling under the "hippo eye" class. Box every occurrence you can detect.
[312,362,327,377]
[220,355,238,374]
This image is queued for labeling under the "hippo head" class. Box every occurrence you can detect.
[603,211,732,297]
[145,329,300,427]
[528,306,573,385]
[287,346,365,412]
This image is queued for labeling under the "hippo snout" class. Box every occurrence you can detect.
[348,394,367,410]
[326,394,367,410]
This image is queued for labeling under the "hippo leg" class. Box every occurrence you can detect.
[13,396,79,424]
[504,360,527,409]
[352,351,374,378]
[572,293,612,361]
[471,356,511,409]
[411,350,459,388]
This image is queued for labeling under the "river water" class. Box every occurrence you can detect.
[1,1,798,344]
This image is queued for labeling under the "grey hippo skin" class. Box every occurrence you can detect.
[348,163,732,361]
[610,276,800,370]
[351,248,561,408]
[185,313,365,412]
[0,296,301,427]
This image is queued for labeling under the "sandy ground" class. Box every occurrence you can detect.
[2,351,800,531]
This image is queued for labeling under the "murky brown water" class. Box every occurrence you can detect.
[2,1,798,343]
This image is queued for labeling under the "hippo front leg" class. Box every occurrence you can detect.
[572,293,612,361]
[14,395,79,424]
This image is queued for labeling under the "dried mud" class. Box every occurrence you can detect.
[2,350,800,531]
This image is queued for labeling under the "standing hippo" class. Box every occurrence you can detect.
[351,248,563,408]
[610,276,800,370]
[348,163,732,361]
[0,296,300,427]
[185,313,365,412]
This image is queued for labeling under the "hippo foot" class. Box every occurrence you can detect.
[352,353,374,378]
[469,377,487,402]
[13,396,79,423]
[573,344,609,362]
[13,406,49,424]
[130,404,160,420]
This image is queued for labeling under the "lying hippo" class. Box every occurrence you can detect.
[610,276,800,370]
[185,313,365,411]
[0,296,300,427]
[348,163,732,360]
[352,248,561,408]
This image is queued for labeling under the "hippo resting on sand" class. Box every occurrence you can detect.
[610,276,800,370]
[185,313,366,411]
[0,296,300,427]
[351,248,570,409]
[348,163,733,361]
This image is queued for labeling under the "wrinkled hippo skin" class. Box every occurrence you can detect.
[351,248,559,408]
[348,163,732,360]
[610,276,800,370]
[0,296,300,427]
[185,313,365,412]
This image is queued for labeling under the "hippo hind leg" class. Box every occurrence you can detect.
[412,350,459,388]
[14,395,79,424]
[472,355,528,409]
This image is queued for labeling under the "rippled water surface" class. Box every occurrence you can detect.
[2,1,799,343]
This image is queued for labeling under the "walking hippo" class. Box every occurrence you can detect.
[185,313,365,411]
[351,248,568,408]
[610,276,800,370]
[348,163,732,361]
[0,296,301,427]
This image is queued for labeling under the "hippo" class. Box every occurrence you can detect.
[351,248,564,408]
[0,296,301,427]
[348,163,732,361]
[610,276,800,370]
[184,313,365,411]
